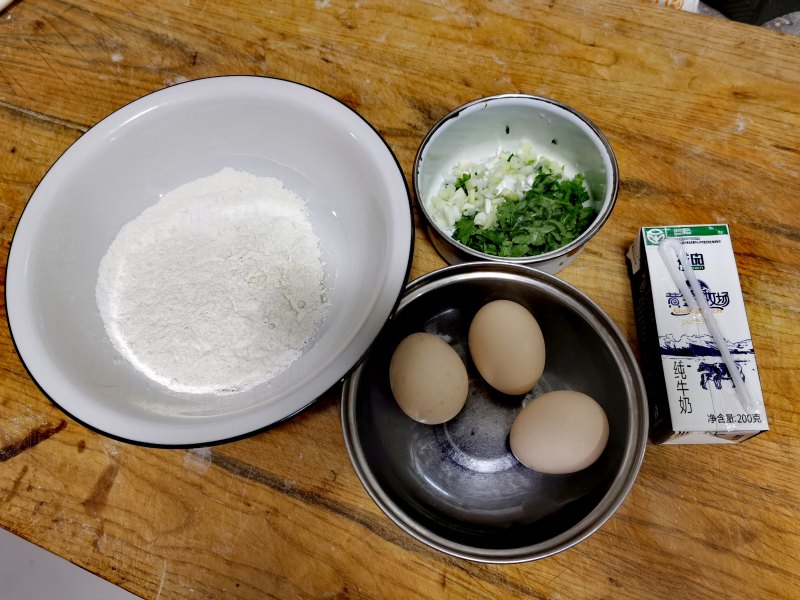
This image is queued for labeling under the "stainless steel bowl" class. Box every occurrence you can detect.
[341,263,647,562]
[413,95,619,273]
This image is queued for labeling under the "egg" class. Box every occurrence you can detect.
[389,332,469,424]
[468,300,545,395]
[509,390,609,474]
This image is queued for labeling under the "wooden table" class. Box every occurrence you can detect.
[1,1,798,598]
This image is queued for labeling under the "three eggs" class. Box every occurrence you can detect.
[389,300,609,475]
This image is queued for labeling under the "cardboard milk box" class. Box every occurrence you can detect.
[627,224,768,444]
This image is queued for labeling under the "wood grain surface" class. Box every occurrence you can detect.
[1,1,799,598]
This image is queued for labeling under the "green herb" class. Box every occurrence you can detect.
[452,170,597,257]
[454,172,471,193]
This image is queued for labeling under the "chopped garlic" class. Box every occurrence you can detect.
[426,142,566,234]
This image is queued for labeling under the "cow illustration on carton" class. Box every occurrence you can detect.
[697,361,745,391]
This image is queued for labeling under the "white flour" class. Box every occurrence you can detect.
[96,168,329,395]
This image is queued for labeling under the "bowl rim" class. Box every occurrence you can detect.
[412,93,619,264]
[341,262,648,562]
[5,75,415,448]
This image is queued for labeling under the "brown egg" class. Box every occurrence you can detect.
[510,390,609,474]
[468,300,545,395]
[389,332,469,424]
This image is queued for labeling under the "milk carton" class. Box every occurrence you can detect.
[627,225,768,444]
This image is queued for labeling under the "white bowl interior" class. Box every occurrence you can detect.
[6,77,412,445]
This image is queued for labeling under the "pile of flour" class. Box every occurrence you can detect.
[96,168,330,395]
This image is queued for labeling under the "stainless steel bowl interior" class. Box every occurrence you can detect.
[342,263,647,562]
[412,95,619,270]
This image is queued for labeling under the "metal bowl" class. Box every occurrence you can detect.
[413,94,618,273]
[342,263,647,562]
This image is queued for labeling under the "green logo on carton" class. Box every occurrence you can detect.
[643,225,729,246]
[645,228,667,245]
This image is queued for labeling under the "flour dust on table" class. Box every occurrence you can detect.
[96,168,330,395]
